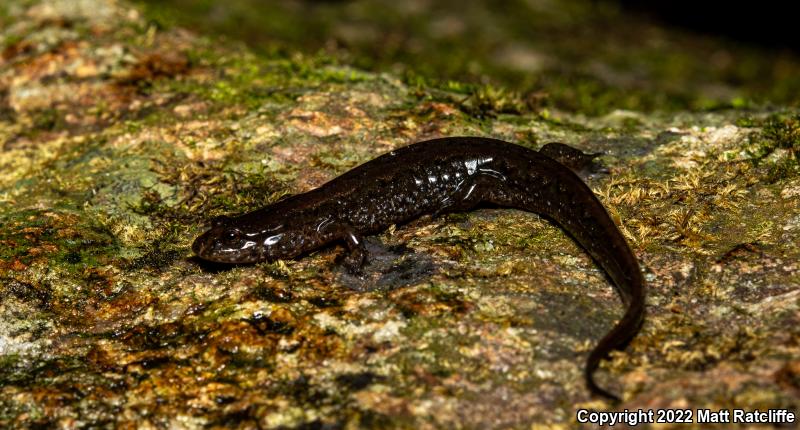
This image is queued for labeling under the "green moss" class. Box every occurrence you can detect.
[160,44,362,113]
[741,113,800,181]
[0,208,121,288]
[459,85,526,118]
[765,156,800,183]
[761,113,800,155]
[735,116,759,128]
[125,244,182,272]
[137,0,800,115]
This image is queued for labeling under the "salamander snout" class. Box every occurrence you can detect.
[191,229,214,259]
[192,225,260,264]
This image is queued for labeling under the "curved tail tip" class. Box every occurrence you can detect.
[587,377,622,403]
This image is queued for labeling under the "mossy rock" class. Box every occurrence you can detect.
[1,0,799,428]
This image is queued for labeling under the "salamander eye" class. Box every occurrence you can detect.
[223,228,243,243]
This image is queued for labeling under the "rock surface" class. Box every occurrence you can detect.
[1,0,799,428]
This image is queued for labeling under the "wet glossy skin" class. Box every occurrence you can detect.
[192,136,645,401]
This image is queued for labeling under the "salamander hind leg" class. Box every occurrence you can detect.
[539,142,609,178]
[431,175,495,218]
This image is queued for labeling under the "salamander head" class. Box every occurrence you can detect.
[192,215,291,264]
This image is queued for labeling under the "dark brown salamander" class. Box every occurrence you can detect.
[192,136,645,401]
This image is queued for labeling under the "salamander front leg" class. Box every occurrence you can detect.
[341,229,368,274]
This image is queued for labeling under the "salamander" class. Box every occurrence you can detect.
[192,136,645,401]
